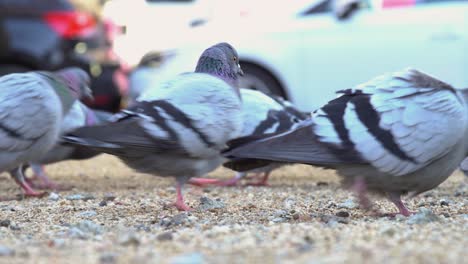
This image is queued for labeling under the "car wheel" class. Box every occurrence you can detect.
[0,65,30,76]
[238,62,286,98]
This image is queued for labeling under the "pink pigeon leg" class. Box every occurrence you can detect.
[188,172,246,187]
[174,180,191,211]
[10,166,44,197]
[28,163,72,191]
[351,177,373,211]
[188,177,221,187]
[386,192,414,217]
[244,171,271,187]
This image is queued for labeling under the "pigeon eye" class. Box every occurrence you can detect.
[233,56,237,62]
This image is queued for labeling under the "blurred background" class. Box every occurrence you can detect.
[1,0,467,112]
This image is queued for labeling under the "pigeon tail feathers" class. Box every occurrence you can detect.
[223,120,367,166]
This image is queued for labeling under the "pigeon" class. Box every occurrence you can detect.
[223,68,468,216]
[0,67,92,198]
[25,102,113,190]
[190,88,308,186]
[127,55,162,107]
[459,157,468,177]
[63,42,244,211]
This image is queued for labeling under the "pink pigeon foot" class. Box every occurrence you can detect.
[213,177,242,187]
[386,192,415,217]
[14,178,45,197]
[27,164,73,191]
[351,177,376,213]
[188,177,222,187]
[189,172,245,187]
[174,181,191,211]
[11,167,45,197]
[244,172,271,187]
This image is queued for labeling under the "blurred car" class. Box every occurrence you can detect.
[0,0,99,74]
[122,0,468,112]
[0,0,127,112]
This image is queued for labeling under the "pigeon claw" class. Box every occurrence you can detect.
[243,172,271,187]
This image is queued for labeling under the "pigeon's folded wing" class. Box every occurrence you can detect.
[0,78,57,151]
[314,68,467,176]
[63,116,188,158]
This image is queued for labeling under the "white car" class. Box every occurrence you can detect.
[126,0,468,112]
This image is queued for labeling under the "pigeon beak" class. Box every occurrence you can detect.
[238,65,244,76]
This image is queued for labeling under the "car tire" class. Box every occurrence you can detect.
[0,65,30,76]
[238,62,286,98]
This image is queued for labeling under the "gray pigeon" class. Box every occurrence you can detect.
[25,102,112,190]
[63,42,244,211]
[190,88,308,186]
[0,67,92,198]
[459,157,468,177]
[224,68,468,216]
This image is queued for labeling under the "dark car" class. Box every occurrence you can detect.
[0,0,127,112]
[0,0,98,74]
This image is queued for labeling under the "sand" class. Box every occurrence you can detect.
[0,154,466,264]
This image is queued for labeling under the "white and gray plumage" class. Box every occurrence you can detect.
[63,42,244,211]
[224,68,468,216]
[190,88,308,186]
[0,68,92,198]
[128,67,158,107]
[25,102,112,190]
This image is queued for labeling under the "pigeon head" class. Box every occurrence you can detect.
[195,42,244,89]
[54,67,93,100]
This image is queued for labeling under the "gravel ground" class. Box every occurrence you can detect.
[0,155,467,264]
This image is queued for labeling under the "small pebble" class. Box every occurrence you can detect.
[335,211,350,218]
[320,215,349,225]
[77,211,97,218]
[135,224,151,232]
[407,208,440,225]
[440,199,450,207]
[198,196,225,211]
[283,198,296,209]
[395,214,406,221]
[9,224,21,231]
[118,232,140,247]
[103,194,116,202]
[66,193,95,201]
[292,212,300,220]
[67,220,103,239]
[160,213,189,227]
[337,199,358,209]
[316,181,328,186]
[273,210,287,217]
[0,219,11,228]
[100,252,118,264]
[48,192,60,201]
[272,217,287,223]
[0,245,15,256]
[157,231,174,241]
[67,227,87,239]
[99,201,108,207]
